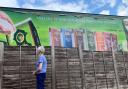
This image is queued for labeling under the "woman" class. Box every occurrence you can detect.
[33,46,47,89]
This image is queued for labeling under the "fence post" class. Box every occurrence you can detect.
[51,46,56,89]
[78,45,86,89]
[0,43,4,89]
[19,46,22,89]
[110,33,120,89]
[112,50,120,89]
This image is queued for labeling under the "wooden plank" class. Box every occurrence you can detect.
[0,43,4,89]
[51,46,56,89]
[78,45,85,89]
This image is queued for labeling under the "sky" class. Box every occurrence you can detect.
[0,0,128,16]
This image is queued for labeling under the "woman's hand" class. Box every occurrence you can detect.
[32,71,37,75]
[33,63,42,75]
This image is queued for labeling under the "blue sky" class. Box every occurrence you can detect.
[0,0,128,16]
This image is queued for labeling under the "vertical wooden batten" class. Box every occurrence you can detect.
[0,43,4,89]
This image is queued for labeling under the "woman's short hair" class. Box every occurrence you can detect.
[37,46,45,54]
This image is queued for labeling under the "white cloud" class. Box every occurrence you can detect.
[122,0,128,5]
[91,0,105,7]
[43,0,88,12]
[100,10,110,15]
[0,0,19,8]
[108,0,116,7]
[42,0,57,4]
[30,0,36,4]
[91,0,116,8]
[117,5,128,16]
[22,0,89,13]
[22,3,35,9]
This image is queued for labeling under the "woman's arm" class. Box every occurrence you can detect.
[38,63,43,72]
[33,63,43,75]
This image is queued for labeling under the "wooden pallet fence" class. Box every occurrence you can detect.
[1,46,128,89]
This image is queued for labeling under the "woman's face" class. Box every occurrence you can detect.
[36,49,40,55]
